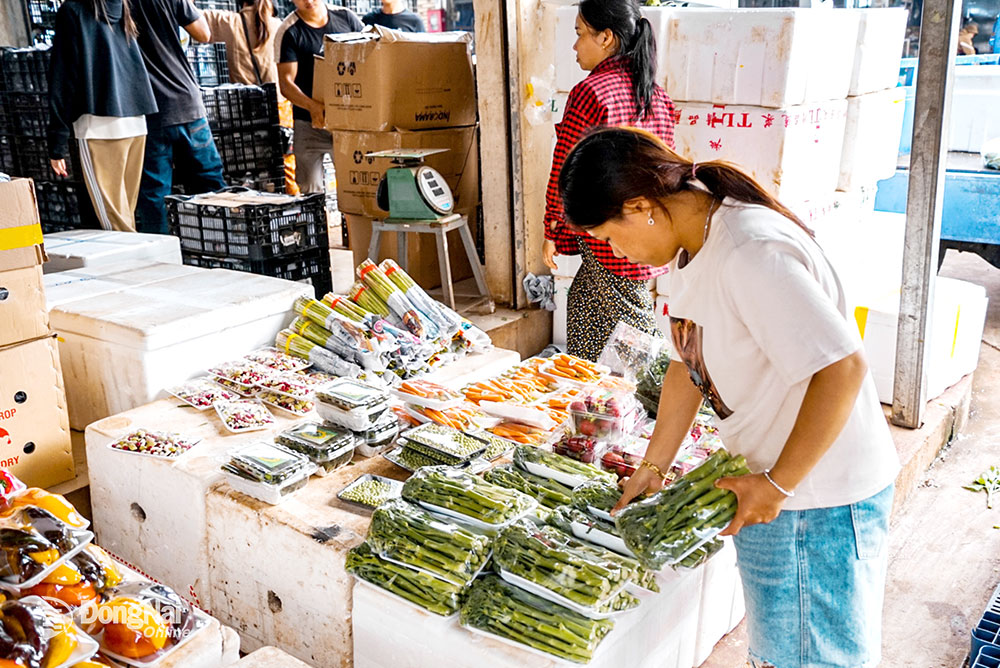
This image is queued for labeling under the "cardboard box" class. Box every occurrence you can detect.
[0,265,48,347]
[0,335,74,488]
[344,213,474,290]
[849,8,908,96]
[322,26,476,131]
[664,9,860,108]
[0,178,47,347]
[331,125,479,217]
[672,98,848,201]
[838,87,906,191]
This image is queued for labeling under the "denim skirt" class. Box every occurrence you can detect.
[733,484,894,668]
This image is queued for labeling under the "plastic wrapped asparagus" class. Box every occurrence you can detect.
[346,542,466,616]
[358,259,438,340]
[483,465,575,510]
[460,574,615,663]
[380,259,460,336]
[615,448,752,570]
[368,499,491,585]
[290,316,387,372]
[348,282,391,319]
[274,330,362,378]
[401,466,536,527]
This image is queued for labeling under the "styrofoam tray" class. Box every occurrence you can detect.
[213,400,276,433]
[417,499,537,532]
[497,569,633,621]
[569,520,635,559]
[337,474,404,511]
[0,531,95,591]
[166,378,239,410]
[98,602,212,666]
[378,549,492,588]
[257,391,315,417]
[391,388,464,411]
[245,346,312,372]
[212,376,260,397]
[16,597,100,668]
[520,460,590,489]
[587,506,615,523]
[461,622,604,665]
[476,401,556,430]
[352,576,459,620]
[222,467,313,505]
[107,436,200,461]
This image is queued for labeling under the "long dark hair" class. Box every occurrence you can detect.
[559,127,811,236]
[84,0,138,39]
[242,0,276,50]
[578,0,656,120]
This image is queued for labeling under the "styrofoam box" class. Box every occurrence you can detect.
[353,564,706,668]
[839,87,906,192]
[856,276,988,405]
[44,261,203,311]
[51,268,312,430]
[673,98,848,201]
[236,647,313,667]
[553,275,572,348]
[849,8,908,96]
[42,230,182,274]
[949,65,1000,153]
[663,9,860,109]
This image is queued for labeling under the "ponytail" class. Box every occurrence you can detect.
[559,127,812,237]
[253,0,274,50]
[579,0,657,121]
[84,0,138,39]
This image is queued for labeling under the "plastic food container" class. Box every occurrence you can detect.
[276,422,358,474]
[166,377,239,409]
[109,429,199,460]
[245,346,312,372]
[222,442,315,504]
[338,474,404,510]
[209,360,273,387]
[258,390,315,417]
[391,380,464,411]
[569,390,643,443]
[214,399,275,433]
[212,375,260,397]
[316,378,391,431]
[600,437,648,479]
[553,434,607,466]
[357,417,399,457]
[257,374,315,400]
[398,423,487,464]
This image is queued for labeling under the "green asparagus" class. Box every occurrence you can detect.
[513,445,617,484]
[673,538,725,570]
[615,449,751,570]
[368,499,491,585]
[571,479,625,514]
[346,542,466,616]
[460,575,614,663]
[401,466,535,525]
[484,465,575,509]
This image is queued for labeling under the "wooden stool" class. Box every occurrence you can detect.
[367,213,494,312]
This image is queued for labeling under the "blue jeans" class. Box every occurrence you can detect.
[734,484,894,668]
[136,117,225,235]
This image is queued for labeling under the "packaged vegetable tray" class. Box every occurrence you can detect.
[347,542,466,617]
[513,445,616,489]
[257,390,314,417]
[213,399,275,433]
[391,380,463,411]
[0,506,95,591]
[401,466,536,529]
[245,346,312,373]
[275,422,358,473]
[315,379,390,431]
[108,430,198,460]
[398,423,487,465]
[166,378,239,409]
[483,465,575,510]
[221,442,315,504]
[0,596,100,668]
[356,417,399,458]
[337,474,403,510]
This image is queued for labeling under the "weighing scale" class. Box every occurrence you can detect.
[367,149,455,221]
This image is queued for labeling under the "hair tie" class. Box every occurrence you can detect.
[691,163,699,179]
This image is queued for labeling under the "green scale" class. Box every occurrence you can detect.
[368,149,455,221]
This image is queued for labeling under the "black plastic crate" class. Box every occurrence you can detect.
[182,246,332,296]
[8,92,48,137]
[27,0,61,31]
[35,180,100,233]
[214,125,283,176]
[2,46,51,93]
[167,189,327,261]
[13,135,82,182]
[191,0,240,9]
[202,83,279,132]
[186,42,230,88]
[0,135,17,175]
[0,93,10,134]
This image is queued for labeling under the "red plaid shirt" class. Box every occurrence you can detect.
[544,56,676,280]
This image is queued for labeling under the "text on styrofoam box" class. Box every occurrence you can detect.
[673,104,848,130]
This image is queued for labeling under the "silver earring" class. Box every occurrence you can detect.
[647,213,655,226]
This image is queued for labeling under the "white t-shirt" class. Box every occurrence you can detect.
[666,199,899,511]
[72,114,147,140]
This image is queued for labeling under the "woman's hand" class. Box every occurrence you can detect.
[715,473,788,536]
[611,465,663,515]
[543,239,559,271]
[50,159,68,178]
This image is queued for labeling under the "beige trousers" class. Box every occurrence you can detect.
[78,135,146,232]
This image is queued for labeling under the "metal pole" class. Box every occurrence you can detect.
[890,0,961,428]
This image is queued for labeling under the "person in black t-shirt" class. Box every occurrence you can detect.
[362,0,425,33]
[274,0,363,193]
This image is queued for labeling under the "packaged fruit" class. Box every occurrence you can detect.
[568,390,643,443]
[600,437,649,480]
[0,596,98,668]
[553,434,605,466]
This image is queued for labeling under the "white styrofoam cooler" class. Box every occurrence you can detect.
[51,267,312,429]
[838,87,906,192]
[849,8,908,96]
[42,230,182,274]
[663,9,860,109]
[673,98,848,201]
[44,261,203,311]
[949,65,1000,153]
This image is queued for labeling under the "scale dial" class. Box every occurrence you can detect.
[416,166,454,215]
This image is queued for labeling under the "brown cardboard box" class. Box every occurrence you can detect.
[0,178,47,348]
[344,213,474,290]
[332,125,479,218]
[0,335,74,488]
[0,265,48,347]
[312,54,327,130]
[322,26,476,131]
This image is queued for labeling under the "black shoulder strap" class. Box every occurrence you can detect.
[240,11,265,86]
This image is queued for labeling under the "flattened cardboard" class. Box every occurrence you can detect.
[0,264,48,347]
[331,125,479,217]
[0,178,45,272]
[0,335,74,488]
[322,26,476,131]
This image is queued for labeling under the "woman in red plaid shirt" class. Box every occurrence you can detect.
[542,0,676,361]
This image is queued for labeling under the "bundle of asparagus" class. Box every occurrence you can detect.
[368,499,491,585]
[401,466,535,526]
[348,282,391,319]
[380,259,461,336]
[493,520,629,609]
[358,260,438,340]
[346,542,466,616]
[460,575,615,663]
[615,448,751,570]
[483,465,575,510]
[571,479,626,515]
[274,330,362,378]
[513,445,617,486]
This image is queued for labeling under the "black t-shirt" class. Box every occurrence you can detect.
[131,0,205,128]
[362,10,425,33]
[278,8,364,121]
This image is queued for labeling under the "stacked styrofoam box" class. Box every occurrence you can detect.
[949,65,1000,153]
[552,254,582,347]
[42,230,183,274]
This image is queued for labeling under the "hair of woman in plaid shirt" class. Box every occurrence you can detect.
[559,127,813,256]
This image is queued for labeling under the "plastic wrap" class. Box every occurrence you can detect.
[207,360,272,389]
[597,321,668,384]
[0,596,100,668]
[553,434,607,466]
[213,400,275,433]
[380,259,462,337]
[337,474,403,510]
[274,330,364,379]
[23,544,126,612]
[513,446,616,489]
[570,480,623,516]
[398,423,486,464]
[357,260,438,340]
[368,499,491,586]
[166,378,239,410]
[615,449,750,570]
[244,346,312,372]
[568,389,644,444]
[275,422,358,473]
[401,466,535,527]
[0,506,95,590]
[392,380,463,410]
[257,391,314,417]
[539,354,607,386]
[483,465,574,510]
[290,312,386,372]
[108,430,199,460]
[460,574,614,664]
[635,349,672,417]
[347,543,465,617]
[222,442,313,486]
[357,417,399,458]
[600,436,648,480]
[8,488,89,531]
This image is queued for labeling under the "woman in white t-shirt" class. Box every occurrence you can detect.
[559,127,900,668]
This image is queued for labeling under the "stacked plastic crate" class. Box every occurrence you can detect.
[0,45,98,233]
[202,83,285,193]
[166,188,332,295]
[186,42,230,87]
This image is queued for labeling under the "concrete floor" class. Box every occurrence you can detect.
[702,249,1000,668]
